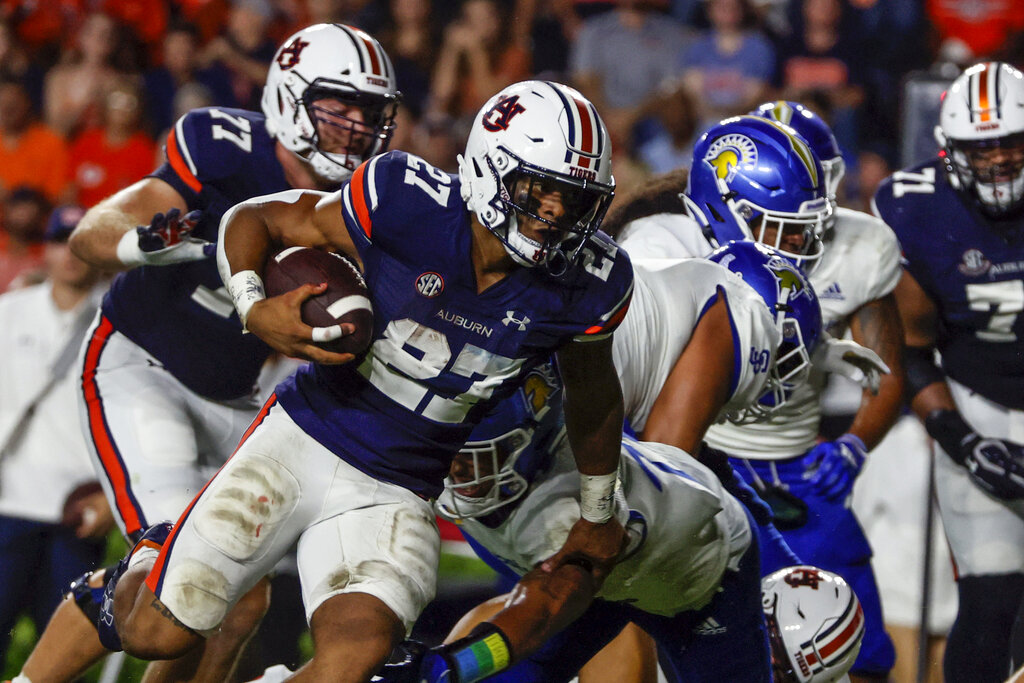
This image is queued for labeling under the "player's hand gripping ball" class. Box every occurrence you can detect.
[264,247,373,355]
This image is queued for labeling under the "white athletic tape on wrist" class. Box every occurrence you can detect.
[580,471,618,523]
[228,270,266,330]
[115,228,145,266]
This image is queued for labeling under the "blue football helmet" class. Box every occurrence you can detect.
[438,363,565,521]
[684,116,831,270]
[751,101,845,210]
[708,241,823,424]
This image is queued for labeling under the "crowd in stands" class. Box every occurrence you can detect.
[0,0,1021,291]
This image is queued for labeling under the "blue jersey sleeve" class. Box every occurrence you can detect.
[151,107,266,209]
[566,232,635,342]
[341,150,462,259]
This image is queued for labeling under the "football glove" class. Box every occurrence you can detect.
[962,435,1024,501]
[116,208,212,266]
[804,434,867,501]
[812,334,890,394]
[372,640,454,683]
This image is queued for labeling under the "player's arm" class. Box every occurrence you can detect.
[543,335,626,585]
[218,189,361,364]
[640,294,733,453]
[68,178,195,272]
[844,293,905,448]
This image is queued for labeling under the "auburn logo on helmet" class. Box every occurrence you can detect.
[784,567,822,589]
[483,95,526,132]
[277,37,309,70]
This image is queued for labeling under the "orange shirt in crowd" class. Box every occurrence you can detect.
[68,128,156,209]
[927,0,1024,58]
[0,123,69,203]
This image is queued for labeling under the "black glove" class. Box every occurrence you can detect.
[926,409,1024,500]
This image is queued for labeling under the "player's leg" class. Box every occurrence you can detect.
[577,623,659,683]
[738,456,895,681]
[293,469,440,682]
[939,381,1024,683]
[0,516,47,657]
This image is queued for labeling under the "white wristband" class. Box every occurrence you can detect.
[228,270,266,330]
[115,228,145,266]
[580,471,618,523]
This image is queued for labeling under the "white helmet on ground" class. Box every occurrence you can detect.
[262,23,400,184]
[458,80,614,275]
[762,565,865,683]
[935,61,1024,218]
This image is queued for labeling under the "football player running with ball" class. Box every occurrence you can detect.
[96,81,634,683]
[13,24,401,683]
[874,61,1024,683]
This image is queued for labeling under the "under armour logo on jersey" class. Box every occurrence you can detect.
[416,272,445,297]
[503,310,530,331]
[276,37,310,70]
[483,95,526,132]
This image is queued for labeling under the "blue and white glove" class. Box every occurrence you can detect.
[116,208,212,266]
[962,435,1024,501]
[804,434,867,501]
[812,335,890,394]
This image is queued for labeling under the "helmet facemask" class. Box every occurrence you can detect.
[437,426,533,520]
[488,148,614,277]
[736,200,830,272]
[944,131,1024,218]
[297,82,399,183]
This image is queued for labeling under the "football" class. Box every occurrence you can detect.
[264,246,374,355]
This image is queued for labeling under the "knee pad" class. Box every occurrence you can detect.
[947,574,1024,683]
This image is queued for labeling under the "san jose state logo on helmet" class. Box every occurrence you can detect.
[705,132,759,183]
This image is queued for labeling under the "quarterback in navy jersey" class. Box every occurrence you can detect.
[103,81,633,683]
[874,61,1024,683]
[13,24,402,683]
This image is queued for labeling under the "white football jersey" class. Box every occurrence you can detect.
[619,207,902,458]
[614,258,781,432]
[454,435,751,616]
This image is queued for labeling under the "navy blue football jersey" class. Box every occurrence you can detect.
[276,151,634,498]
[101,108,286,400]
[874,158,1024,408]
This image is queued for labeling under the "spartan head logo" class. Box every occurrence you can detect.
[276,37,310,70]
[704,133,758,182]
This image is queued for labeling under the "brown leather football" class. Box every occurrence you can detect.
[264,247,374,355]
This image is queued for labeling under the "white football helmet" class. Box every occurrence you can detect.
[935,61,1024,218]
[762,566,864,683]
[458,80,614,275]
[262,23,400,185]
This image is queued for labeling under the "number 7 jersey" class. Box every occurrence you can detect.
[274,151,634,498]
[874,157,1024,408]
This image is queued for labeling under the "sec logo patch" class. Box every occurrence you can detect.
[416,272,444,297]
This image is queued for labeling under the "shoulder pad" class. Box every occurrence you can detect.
[164,107,270,192]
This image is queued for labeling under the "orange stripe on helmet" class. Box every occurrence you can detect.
[978,64,992,122]
[166,129,202,193]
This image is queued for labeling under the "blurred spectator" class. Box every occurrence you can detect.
[778,0,864,156]
[143,21,237,136]
[376,0,440,118]
[197,0,278,111]
[0,188,49,292]
[410,111,461,173]
[570,0,692,149]
[68,81,157,209]
[0,204,111,661]
[633,80,700,174]
[43,12,129,139]
[0,79,68,203]
[0,21,44,116]
[0,0,82,61]
[430,0,531,122]
[509,0,578,78]
[100,0,168,60]
[926,0,1024,63]
[679,0,775,130]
